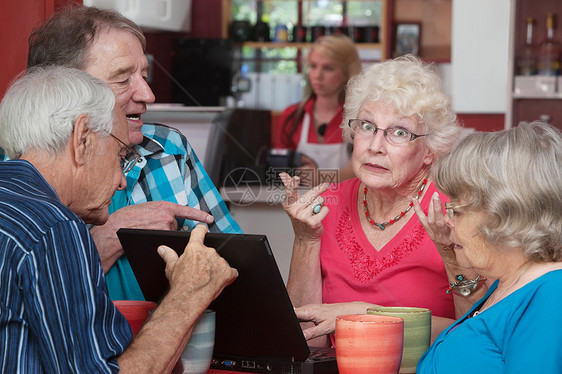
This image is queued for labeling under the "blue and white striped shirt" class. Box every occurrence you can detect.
[0,160,131,373]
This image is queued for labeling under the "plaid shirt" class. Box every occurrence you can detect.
[105,123,242,300]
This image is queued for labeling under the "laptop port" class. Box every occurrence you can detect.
[242,360,256,369]
[221,360,237,368]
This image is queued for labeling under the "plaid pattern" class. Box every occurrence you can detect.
[105,123,241,300]
[113,123,241,233]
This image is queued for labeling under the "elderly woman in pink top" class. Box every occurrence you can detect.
[281,55,485,347]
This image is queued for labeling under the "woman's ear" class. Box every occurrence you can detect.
[423,148,435,166]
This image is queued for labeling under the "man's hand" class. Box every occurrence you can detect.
[91,201,214,273]
[158,225,238,306]
[118,225,237,373]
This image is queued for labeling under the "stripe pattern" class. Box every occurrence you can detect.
[0,160,131,373]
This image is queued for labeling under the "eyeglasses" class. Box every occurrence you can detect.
[107,133,143,173]
[348,119,428,146]
[445,202,466,220]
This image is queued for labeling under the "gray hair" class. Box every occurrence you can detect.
[27,5,146,70]
[432,121,562,261]
[0,66,116,159]
[342,54,460,161]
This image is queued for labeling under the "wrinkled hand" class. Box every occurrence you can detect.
[295,302,374,341]
[91,201,214,273]
[111,201,214,230]
[158,225,238,305]
[413,192,455,261]
[280,172,330,242]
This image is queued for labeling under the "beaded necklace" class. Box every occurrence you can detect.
[362,178,428,230]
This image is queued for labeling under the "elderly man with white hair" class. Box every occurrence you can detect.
[0,66,237,373]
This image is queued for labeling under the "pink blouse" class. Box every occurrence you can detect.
[320,178,455,319]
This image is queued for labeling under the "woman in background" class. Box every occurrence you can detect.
[273,34,361,184]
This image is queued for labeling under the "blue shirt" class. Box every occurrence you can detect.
[104,123,242,300]
[417,269,562,373]
[0,160,131,373]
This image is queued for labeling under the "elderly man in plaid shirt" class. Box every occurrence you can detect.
[0,5,243,300]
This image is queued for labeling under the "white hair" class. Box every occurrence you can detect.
[342,55,460,161]
[0,66,115,159]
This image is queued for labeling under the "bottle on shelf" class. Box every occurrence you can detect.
[537,12,562,76]
[516,17,537,76]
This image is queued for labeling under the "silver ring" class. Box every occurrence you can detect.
[312,203,323,215]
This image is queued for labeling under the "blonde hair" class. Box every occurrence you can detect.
[432,121,562,261]
[303,34,362,101]
[342,55,460,160]
[282,34,361,147]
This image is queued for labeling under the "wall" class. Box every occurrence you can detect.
[0,0,52,99]
[144,0,222,103]
[451,0,510,114]
[0,0,79,99]
[0,0,214,102]
[393,0,452,61]
[1,0,509,131]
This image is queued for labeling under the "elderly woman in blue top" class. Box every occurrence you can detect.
[9,5,243,300]
[0,66,237,373]
[415,121,562,373]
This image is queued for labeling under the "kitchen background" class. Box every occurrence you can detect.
[2,0,561,282]
[2,0,520,132]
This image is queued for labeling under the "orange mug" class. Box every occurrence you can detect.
[336,314,404,374]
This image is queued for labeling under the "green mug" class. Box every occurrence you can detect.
[367,306,431,374]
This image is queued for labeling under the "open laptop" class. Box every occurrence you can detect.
[117,228,337,374]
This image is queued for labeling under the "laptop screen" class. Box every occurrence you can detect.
[117,228,310,361]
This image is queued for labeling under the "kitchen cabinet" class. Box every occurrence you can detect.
[506,0,562,130]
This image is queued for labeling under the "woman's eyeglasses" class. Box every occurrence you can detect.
[445,202,467,219]
[348,119,428,146]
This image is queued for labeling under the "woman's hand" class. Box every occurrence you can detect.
[280,172,330,242]
[295,302,376,341]
[413,192,454,255]
[414,191,489,318]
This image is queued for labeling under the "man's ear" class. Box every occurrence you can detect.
[71,114,94,167]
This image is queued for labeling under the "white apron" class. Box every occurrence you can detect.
[296,113,350,169]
